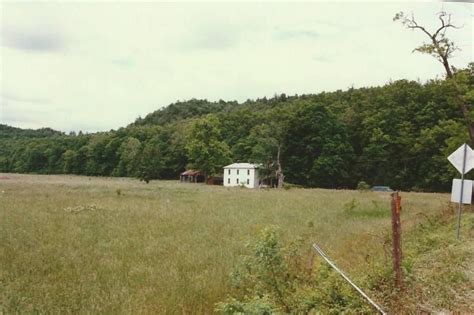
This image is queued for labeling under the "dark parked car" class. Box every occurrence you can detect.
[371,186,394,192]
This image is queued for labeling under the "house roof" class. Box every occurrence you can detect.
[223,163,260,169]
[180,169,201,176]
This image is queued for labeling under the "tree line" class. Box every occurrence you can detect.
[1,64,472,191]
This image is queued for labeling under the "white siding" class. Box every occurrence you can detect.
[223,167,259,188]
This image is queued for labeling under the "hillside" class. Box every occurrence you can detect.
[0,124,64,139]
[0,64,472,191]
[132,99,238,127]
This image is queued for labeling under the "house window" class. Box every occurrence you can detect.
[236,178,239,184]
[237,169,239,175]
[247,179,249,185]
[247,169,250,175]
[228,169,231,175]
[228,178,230,184]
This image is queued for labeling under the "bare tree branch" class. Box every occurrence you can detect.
[394,10,474,145]
[393,11,461,79]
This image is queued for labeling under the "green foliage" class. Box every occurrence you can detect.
[2,175,473,313]
[0,124,64,139]
[343,199,389,219]
[218,210,474,314]
[369,206,474,312]
[62,149,76,173]
[185,115,231,178]
[215,296,275,315]
[133,99,237,126]
[138,136,164,183]
[216,227,373,314]
[117,137,141,177]
[343,198,359,213]
[357,181,371,191]
[283,101,354,188]
[1,66,472,191]
[282,182,303,190]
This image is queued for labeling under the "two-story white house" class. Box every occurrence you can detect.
[223,163,260,188]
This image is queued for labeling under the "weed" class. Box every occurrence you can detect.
[217,226,373,313]
[283,182,303,190]
[343,198,359,213]
[357,181,371,191]
[0,173,470,313]
[343,198,388,219]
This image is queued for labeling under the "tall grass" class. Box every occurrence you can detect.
[0,174,470,313]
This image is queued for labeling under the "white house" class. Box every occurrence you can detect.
[223,163,260,188]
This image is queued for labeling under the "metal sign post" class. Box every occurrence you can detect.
[447,143,474,240]
[456,144,467,239]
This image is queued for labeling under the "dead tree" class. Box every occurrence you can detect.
[394,11,459,79]
[276,143,284,189]
[394,11,474,145]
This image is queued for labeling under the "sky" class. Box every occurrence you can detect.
[0,1,472,133]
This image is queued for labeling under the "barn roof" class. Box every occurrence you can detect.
[180,169,201,176]
[223,163,260,169]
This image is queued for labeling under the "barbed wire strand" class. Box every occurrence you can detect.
[312,244,387,315]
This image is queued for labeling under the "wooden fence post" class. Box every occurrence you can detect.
[391,191,403,289]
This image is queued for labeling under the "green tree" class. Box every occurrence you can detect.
[24,143,48,173]
[138,136,165,183]
[103,136,122,175]
[185,115,231,180]
[284,101,354,188]
[62,149,77,174]
[394,11,474,145]
[248,124,277,186]
[116,137,142,177]
[247,107,291,188]
[1,66,471,192]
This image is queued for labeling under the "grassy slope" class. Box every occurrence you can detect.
[0,174,472,313]
[387,206,474,313]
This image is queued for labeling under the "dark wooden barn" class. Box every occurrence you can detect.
[180,170,204,183]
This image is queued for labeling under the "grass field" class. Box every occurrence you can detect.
[1,174,472,313]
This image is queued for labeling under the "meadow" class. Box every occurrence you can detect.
[1,174,472,313]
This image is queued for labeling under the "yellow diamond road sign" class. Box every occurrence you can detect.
[447,143,474,175]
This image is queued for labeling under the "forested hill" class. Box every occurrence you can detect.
[132,99,239,127]
[1,64,472,192]
[0,124,64,139]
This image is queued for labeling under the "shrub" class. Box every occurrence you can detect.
[283,182,303,190]
[215,226,372,314]
[343,198,359,214]
[357,181,371,191]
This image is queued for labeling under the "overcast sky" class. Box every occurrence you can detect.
[1,1,472,133]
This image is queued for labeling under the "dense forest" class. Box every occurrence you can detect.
[1,64,472,191]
